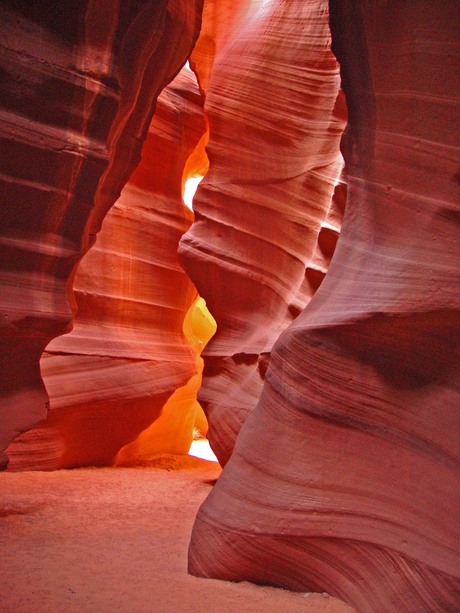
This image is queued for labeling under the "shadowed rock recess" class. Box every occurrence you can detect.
[0,0,459,611]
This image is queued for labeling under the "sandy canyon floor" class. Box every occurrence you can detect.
[1,455,355,612]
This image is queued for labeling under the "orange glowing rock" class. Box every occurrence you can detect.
[115,297,216,466]
[4,60,208,469]
[0,1,205,469]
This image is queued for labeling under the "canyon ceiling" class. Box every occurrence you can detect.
[0,1,459,612]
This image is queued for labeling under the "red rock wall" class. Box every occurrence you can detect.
[0,0,204,469]
[179,0,346,465]
[6,67,208,470]
[188,1,460,611]
[189,0,263,93]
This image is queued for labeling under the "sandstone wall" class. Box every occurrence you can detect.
[179,0,346,464]
[6,67,208,469]
[188,1,460,611]
[0,0,204,468]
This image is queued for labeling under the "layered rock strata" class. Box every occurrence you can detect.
[179,0,346,465]
[6,65,210,470]
[189,1,460,611]
[0,0,204,468]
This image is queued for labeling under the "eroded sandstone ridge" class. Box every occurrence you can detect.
[188,1,460,611]
[0,0,204,468]
[179,0,346,465]
[6,66,210,470]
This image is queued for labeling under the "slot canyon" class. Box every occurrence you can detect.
[0,1,459,612]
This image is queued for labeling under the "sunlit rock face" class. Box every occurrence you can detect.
[0,0,204,469]
[179,0,346,465]
[114,297,216,467]
[189,1,460,611]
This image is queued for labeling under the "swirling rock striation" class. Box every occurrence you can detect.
[189,1,460,611]
[5,65,209,470]
[0,0,204,469]
[179,0,346,465]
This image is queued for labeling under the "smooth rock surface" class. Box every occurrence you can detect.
[0,1,204,469]
[1,0,458,610]
[188,1,460,611]
[6,64,208,470]
[179,0,346,464]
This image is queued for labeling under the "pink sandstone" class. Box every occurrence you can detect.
[179,0,347,465]
[188,1,460,611]
[0,1,458,610]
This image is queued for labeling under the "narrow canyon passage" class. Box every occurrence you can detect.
[0,1,458,612]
